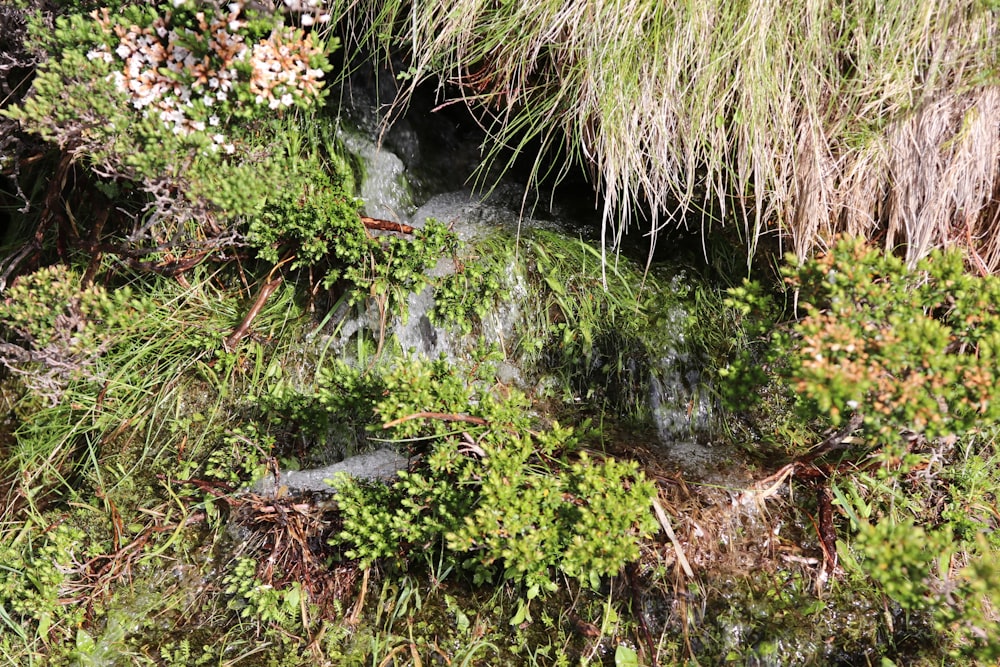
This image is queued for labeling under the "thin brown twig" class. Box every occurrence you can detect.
[361,216,415,234]
[224,276,283,350]
[382,411,489,429]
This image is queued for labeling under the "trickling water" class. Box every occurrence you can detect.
[339,129,414,222]
[291,74,728,488]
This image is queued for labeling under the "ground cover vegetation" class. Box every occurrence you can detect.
[1,0,999,665]
[0,2,668,662]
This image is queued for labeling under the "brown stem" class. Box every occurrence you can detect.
[800,412,865,464]
[224,276,283,350]
[815,481,838,573]
[382,411,489,429]
[360,216,415,234]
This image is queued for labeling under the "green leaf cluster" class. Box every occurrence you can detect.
[430,237,509,335]
[340,219,459,316]
[0,523,88,642]
[727,237,1000,449]
[0,264,161,405]
[322,355,658,594]
[223,556,303,631]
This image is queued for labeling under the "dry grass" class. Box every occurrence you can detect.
[331,0,1000,269]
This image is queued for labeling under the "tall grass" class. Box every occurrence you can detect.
[1,267,304,522]
[332,0,1000,269]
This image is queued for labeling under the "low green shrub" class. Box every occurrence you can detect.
[726,238,1000,660]
[726,237,1000,455]
[0,522,88,645]
[314,355,659,595]
[0,263,157,404]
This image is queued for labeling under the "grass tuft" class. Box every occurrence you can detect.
[332,0,1000,269]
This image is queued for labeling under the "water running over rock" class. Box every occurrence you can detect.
[265,90,726,492]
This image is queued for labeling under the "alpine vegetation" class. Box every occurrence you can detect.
[336,0,1000,269]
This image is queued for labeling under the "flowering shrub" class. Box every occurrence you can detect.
[726,238,1000,453]
[84,2,329,153]
[3,1,338,236]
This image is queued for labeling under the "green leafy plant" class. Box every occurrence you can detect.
[0,523,88,644]
[429,234,510,334]
[727,237,1000,455]
[324,355,658,595]
[223,556,304,632]
[0,263,157,404]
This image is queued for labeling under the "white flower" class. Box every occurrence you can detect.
[86,48,113,63]
[280,93,294,106]
[209,115,220,126]
[115,44,132,59]
[213,133,225,143]
[224,143,236,154]
[192,120,206,131]
[301,14,314,26]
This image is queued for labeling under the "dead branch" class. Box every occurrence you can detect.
[360,216,415,234]
[382,411,490,430]
[224,276,284,350]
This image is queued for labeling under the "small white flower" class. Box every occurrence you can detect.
[116,44,132,59]
[224,143,236,154]
[280,93,294,106]
[86,48,113,63]
[301,14,314,26]
[213,133,225,143]
[209,115,220,126]
[268,97,281,109]
[192,120,206,131]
